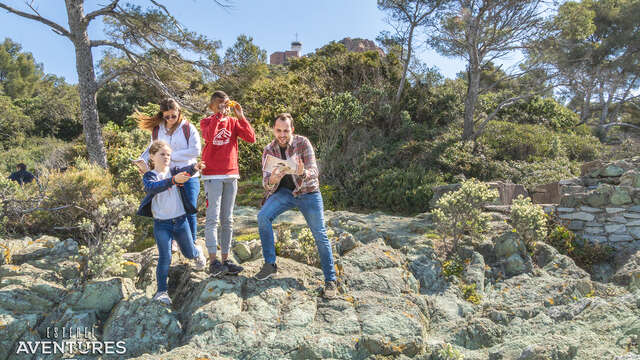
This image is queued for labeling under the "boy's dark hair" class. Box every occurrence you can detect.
[210,90,228,103]
[17,163,26,171]
[272,113,294,127]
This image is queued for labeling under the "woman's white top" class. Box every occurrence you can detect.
[139,120,201,177]
[151,169,186,220]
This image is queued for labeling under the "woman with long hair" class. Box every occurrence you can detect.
[135,98,202,249]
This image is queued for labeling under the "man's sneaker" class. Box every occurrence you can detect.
[194,246,207,271]
[209,259,226,277]
[223,259,244,275]
[153,291,172,306]
[254,263,277,281]
[324,281,338,299]
[171,240,178,253]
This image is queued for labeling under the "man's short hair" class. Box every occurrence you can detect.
[272,113,294,127]
[17,163,26,171]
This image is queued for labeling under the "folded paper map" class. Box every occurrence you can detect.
[264,154,298,175]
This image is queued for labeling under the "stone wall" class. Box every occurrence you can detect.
[551,157,640,248]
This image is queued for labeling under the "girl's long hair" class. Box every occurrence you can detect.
[134,98,182,133]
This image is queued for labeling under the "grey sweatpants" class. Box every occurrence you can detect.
[203,178,238,255]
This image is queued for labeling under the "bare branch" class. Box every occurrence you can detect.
[85,0,120,22]
[0,2,70,38]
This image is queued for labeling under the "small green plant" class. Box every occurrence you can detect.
[436,342,464,360]
[461,282,481,305]
[510,195,548,247]
[442,255,465,278]
[432,179,499,254]
[546,225,615,270]
[75,196,137,281]
[235,232,260,242]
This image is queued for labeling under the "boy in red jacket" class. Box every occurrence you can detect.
[200,91,256,276]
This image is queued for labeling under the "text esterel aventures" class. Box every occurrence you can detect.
[15,327,126,356]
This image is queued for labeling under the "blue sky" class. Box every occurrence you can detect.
[0,0,469,83]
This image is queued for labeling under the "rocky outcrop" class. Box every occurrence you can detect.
[1,206,640,359]
[338,37,385,57]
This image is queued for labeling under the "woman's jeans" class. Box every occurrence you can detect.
[182,176,200,243]
[154,215,200,292]
[203,178,237,255]
[257,188,336,282]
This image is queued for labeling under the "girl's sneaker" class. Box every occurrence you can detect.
[153,291,172,306]
[194,246,207,271]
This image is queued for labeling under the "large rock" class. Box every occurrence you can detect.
[494,232,532,277]
[102,294,183,358]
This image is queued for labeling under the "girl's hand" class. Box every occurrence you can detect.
[195,161,206,171]
[174,172,191,184]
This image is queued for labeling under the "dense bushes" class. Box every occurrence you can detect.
[481,121,601,162]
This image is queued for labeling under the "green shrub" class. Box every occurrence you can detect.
[498,96,580,131]
[441,255,465,278]
[546,225,615,270]
[0,136,79,174]
[481,121,601,162]
[461,282,482,305]
[76,195,137,280]
[432,179,499,253]
[510,195,548,245]
[495,158,581,190]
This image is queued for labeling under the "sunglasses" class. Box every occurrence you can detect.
[163,114,179,120]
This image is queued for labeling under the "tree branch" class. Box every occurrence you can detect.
[0,2,71,38]
[85,0,120,22]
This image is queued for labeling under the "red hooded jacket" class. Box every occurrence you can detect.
[200,113,256,175]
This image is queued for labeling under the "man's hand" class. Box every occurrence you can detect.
[174,172,191,184]
[269,167,285,185]
[296,158,305,176]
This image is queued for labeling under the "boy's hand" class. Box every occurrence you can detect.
[232,102,245,119]
[174,172,191,184]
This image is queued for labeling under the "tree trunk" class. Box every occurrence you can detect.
[65,0,107,168]
[580,87,592,123]
[462,67,480,141]
[394,24,414,104]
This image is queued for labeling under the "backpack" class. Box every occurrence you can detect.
[152,123,191,145]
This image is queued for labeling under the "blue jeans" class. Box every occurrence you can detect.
[182,176,200,243]
[258,188,336,282]
[154,215,200,292]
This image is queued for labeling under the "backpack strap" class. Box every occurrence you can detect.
[182,122,191,145]
[152,125,159,141]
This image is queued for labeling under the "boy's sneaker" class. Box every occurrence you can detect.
[223,259,244,275]
[209,259,226,277]
[324,281,338,299]
[194,246,207,271]
[254,263,277,281]
[171,240,178,253]
[153,291,172,306]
